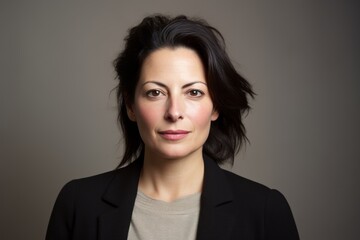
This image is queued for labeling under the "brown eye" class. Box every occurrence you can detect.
[188,89,204,97]
[146,89,163,98]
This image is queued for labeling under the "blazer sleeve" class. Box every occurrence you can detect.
[264,189,300,240]
[46,181,76,240]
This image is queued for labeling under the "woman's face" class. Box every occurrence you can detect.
[128,47,218,160]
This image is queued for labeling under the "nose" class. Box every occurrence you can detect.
[164,96,184,122]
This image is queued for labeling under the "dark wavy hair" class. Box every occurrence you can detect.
[114,14,254,167]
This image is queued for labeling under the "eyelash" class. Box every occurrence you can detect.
[187,89,204,97]
[145,89,204,98]
[145,89,164,97]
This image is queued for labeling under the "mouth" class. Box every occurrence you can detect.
[158,130,190,141]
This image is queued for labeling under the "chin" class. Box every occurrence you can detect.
[155,147,202,160]
[144,141,204,160]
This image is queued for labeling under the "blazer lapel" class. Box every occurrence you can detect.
[96,155,236,240]
[98,159,142,240]
[196,156,237,240]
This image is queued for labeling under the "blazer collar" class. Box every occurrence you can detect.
[99,159,142,240]
[98,155,235,240]
[196,155,236,240]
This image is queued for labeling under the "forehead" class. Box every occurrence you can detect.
[139,47,206,84]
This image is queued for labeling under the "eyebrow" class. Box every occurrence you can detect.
[141,81,207,89]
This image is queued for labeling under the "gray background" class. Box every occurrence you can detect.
[1,0,359,239]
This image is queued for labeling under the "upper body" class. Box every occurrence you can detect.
[46,155,299,240]
[46,15,300,240]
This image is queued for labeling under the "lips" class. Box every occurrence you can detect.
[158,130,190,141]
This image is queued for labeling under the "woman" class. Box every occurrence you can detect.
[46,15,299,240]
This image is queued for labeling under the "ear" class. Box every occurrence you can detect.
[211,109,219,121]
[126,105,137,122]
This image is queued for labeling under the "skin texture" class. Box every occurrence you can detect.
[127,47,218,201]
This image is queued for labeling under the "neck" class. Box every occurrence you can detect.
[139,150,204,202]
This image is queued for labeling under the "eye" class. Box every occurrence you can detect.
[187,89,204,97]
[146,89,164,98]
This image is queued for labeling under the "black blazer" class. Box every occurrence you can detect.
[46,156,299,240]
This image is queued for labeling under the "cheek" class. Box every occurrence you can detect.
[186,102,214,128]
[135,102,161,128]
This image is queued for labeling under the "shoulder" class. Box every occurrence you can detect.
[46,163,140,240]
[221,169,299,239]
[221,169,292,209]
[222,169,269,192]
[57,170,117,198]
[203,155,286,208]
[55,161,137,204]
[221,169,273,200]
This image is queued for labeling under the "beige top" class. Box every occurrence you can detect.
[127,190,201,240]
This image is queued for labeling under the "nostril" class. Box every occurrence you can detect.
[164,98,184,121]
[164,111,183,122]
